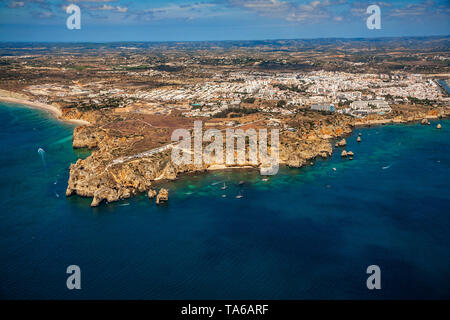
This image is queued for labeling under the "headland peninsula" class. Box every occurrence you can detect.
[1,37,449,207]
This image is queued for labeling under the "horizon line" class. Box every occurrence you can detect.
[0,34,449,45]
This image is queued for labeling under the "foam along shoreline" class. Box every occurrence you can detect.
[354,114,446,127]
[0,96,90,126]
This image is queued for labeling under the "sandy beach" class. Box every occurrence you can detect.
[0,94,90,126]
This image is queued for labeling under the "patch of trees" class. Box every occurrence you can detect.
[242,97,255,104]
[67,97,126,110]
[212,107,258,118]
[277,100,287,107]
[154,64,184,72]
[408,97,436,106]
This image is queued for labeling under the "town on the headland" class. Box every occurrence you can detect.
[0,37,449,207]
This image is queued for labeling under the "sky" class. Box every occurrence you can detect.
[0,0,449,42]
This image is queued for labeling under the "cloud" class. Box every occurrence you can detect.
[222,0,347,22]
[229,0,290,12]
[32,10,53,18]
[133,2,218,21]
[116,6,127,13]
[349,0,447,20]
[8,1,25,8]
[389,1,434,17]
[3,0,448,27]
[349,1,392,17]
[5,0,51,10]
[84,3,128,13]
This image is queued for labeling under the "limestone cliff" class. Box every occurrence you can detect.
[66,119,353,207]
[66,106,450,207]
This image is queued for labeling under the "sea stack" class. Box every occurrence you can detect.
[341,150,348,157]
[156,188,169,204]
[357,136,361,142]
[347,151,354,157]
[437,124,442,129]
[148,189,157,199]
[337,138,347,147]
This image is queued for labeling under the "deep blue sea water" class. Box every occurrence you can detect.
[438,79,450,94]
[1,102,449,299]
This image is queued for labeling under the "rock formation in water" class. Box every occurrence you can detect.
[156,188,169,204]
[337,138,347,147]
[148,189,157,199]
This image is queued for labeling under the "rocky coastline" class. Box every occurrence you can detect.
[64,105,450,207]
[3,95,448,208]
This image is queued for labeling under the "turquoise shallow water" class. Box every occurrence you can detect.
[1,102,450,299]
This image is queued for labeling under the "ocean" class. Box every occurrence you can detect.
[1,102,449,299]
[438,79,450,95]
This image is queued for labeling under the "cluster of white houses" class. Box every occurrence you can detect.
[309,100,391,117]
[347,100,391,116]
